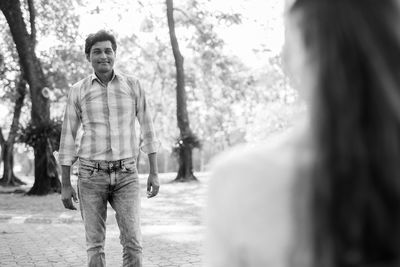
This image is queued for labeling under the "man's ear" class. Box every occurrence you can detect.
[86,53,90,62]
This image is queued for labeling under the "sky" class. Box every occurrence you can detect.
[37,0,285,68]
[210,0,285,56]
[75,0,285,67]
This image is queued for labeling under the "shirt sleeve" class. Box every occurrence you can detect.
[58,85,81,166]
[135,79,160,154]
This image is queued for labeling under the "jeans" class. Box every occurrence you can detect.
[77,157,142,267]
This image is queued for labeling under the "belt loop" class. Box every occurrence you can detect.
[97,162,100,171]
[120,160,122,169]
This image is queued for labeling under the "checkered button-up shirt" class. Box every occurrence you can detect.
[58,72,160,166]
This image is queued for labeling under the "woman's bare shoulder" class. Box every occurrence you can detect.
[209,129,309,188]
[206,129,312,266]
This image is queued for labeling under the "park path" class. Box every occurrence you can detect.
[0,173,208,267]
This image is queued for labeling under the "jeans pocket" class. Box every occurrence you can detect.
[122,159,137,173]
[79,164,97,178]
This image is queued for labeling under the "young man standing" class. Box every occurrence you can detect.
[58,30,160,267]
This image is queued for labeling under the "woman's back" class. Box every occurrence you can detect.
[205,128,314,267]
[206,0,400,266]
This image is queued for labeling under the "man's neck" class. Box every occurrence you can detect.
[95,71,113,85]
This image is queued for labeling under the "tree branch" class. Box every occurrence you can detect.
[173,7,206,37]
[27,0,36,47]
[0,127,5,165]
[0,127,5,148]
[8,77,26,144]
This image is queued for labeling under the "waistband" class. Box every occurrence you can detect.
[79,157,135,171]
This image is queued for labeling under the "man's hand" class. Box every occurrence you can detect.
[147,173,160,198]
[61,184,78,210]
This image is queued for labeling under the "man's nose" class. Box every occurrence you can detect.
[99,51,107,58]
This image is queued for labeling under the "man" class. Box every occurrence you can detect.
[58,30,160,267]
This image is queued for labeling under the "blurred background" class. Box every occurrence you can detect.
[0,0,304,193]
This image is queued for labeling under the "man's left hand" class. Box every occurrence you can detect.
[147,173,160,198]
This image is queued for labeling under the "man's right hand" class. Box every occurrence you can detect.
[61,184,78,210]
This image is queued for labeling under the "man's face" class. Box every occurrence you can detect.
[87,40,115,74]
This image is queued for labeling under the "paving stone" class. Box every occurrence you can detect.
[0,221,204,266]
[0,173,209,266]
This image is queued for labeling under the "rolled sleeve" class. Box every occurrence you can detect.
[140,142,160,154]
[135,80,161,154]
[58,86,81,166]
[140,138,161,154]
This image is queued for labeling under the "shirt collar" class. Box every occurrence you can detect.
[90,70,118,85]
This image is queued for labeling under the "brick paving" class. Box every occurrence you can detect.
[0,173,208,267]
[0,221,204,267]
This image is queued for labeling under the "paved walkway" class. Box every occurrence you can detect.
[0,219,203,267]
[0,174,208,267]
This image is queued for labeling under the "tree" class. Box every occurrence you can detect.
[0,75,26,186]
[0,0,60,195]
[166,0,200,182]
[118,0,246,172]
[167,0,247,160]
[0,16,28,187]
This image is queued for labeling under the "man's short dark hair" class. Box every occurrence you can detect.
[84,30,117,55]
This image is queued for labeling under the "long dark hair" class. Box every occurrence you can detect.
[289,0,400,266]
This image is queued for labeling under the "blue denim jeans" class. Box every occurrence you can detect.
[77,157,142,267]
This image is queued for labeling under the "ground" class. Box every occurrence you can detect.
[0,173,208,267]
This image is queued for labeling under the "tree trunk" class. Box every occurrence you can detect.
[0,128,4,167]
[28,140,59,194]
[0,142,25,187]
[0,0,60,195]
[175,144,196,182]
[0,78,26,187]
[166,0,197,182]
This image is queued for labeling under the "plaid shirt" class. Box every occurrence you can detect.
[58,72,160,166]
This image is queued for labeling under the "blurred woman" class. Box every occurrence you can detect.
[205,0,400,266]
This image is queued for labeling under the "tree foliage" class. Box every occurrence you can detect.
[0,0,297,179]
[17,119,62,152]
[0,0,83,193]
